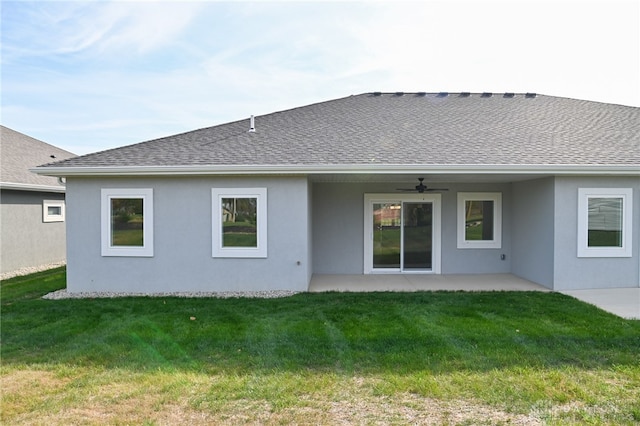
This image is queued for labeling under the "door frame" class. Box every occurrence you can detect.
[364,193,442,274]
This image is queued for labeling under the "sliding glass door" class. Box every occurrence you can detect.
[366,194,441,273]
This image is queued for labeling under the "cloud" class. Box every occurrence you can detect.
[2,1,203,59]
[97,2,203,54]
[1,1,638,155]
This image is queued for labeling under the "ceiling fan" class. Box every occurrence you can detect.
[397,178,449,193]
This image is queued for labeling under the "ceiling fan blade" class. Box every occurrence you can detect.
[396,178,448,193]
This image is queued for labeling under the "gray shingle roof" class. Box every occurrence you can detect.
[36,93,639,173]
[1,126,76,189]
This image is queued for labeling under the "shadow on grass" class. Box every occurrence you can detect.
[2,267,639,375]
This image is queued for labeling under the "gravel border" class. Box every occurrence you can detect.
[42,289,300,300]
[1,262,66,281]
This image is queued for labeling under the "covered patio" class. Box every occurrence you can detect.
[309,274,640,320]
[309,273,549,293]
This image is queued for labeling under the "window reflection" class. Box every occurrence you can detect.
[588,197,623,247]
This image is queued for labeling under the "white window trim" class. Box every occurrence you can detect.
[577,188,632,258]
[457,192,502,249]
[101,188,154,257]
[43,200,65,222]
[212,188,267,258]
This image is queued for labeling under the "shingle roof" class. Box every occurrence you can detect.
[36,93,639,174]
[1,126,76,190]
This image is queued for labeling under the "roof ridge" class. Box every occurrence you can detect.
[368,91,539,97]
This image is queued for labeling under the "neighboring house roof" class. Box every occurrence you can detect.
[34,93,639,177]
[1,126,76,192]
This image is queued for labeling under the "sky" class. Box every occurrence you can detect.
[2,0,639,155]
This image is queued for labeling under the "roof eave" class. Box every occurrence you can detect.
[0,181,66,193]
[31,164,640,177]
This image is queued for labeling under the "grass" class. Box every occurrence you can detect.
[373,227,433,268]
[111,213,144,246]
[111,229,144,246]
[465,222,485,240]
[2,268,640,425]
[223,221,258,247]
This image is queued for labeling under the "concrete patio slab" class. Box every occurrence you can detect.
[309,274,550,293]
[561,288,640,320]
[309,274,640,320]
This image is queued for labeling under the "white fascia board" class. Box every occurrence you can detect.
[0,181,66,193]
[31,164,640,177]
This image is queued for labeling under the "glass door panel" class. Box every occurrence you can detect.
[365,194,440,274]
[402,202,432,270]
[372,203,401,269]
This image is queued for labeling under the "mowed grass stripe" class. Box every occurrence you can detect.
[2,273,638,373]
[2,268,640,424]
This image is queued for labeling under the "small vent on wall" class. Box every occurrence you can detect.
[503,93,515,98]
[459,92,471,97]
[481,92,493,98]
[437,92,449,98]
[525,93,537,98]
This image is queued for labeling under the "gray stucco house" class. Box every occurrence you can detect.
[1,126,75,277]
[34,93,639,293]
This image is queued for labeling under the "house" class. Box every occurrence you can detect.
[1,126,75,278]
[33,93,639,293]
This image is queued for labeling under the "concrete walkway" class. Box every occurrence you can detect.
[561,288,640,320]
[309,274,640,320]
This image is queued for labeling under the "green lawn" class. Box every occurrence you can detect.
[223,221,257,247]
[373,227,433,268]
[373,227,401,267]
[111,212,144,246]
[465,222,485,240]
[111,229,144,246]
[2,268,640,425]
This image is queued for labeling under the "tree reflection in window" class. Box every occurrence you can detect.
[464,200,494,241]
[221,197,257,247]
[111,198,144,246]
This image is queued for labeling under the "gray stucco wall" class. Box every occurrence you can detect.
[312,182,367,274]
[306,180,314,284]
[311,182,512,275]
[65,176,311,293]
[63,174,639,292]
[511,178,555,288]
[1,190,67,275]
[552,176,640,290]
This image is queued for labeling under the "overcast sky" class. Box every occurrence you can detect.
[2,0,639,155]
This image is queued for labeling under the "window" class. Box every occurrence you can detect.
[457,192,502,249]
[43,200,65,222]
[101,188,153,257]
[212,188,267,258]
[578,188,632,257]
